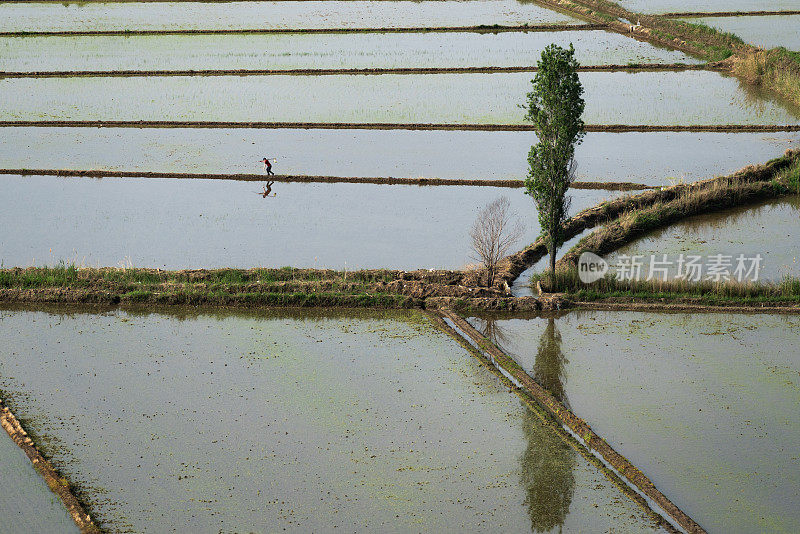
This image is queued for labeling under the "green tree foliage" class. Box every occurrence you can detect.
[524,44,585,274]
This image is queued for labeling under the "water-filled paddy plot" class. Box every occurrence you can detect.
[0,30,699,73]
[3,128,798,186]
[467,311,800,534]
[0,307,664,533]
[616,0,800,14]
[606,196,800,281]
[679,15,800,52]
[0,174,621,269]
[2,0,800,530]
[3,71,799,125]
[0,0,578,33]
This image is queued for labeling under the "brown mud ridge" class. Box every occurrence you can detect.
[1,399,100,534]
[0,266,573,312]
[659,10,800,18]
[2,120,799,133]
[0,168,653,191]
[437,309,701,533]
[576,300,800,313]
[0,63,710,79]
[0,24,603,38]
[498,148,800,286]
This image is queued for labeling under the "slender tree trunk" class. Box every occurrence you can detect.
[549,246,556,274]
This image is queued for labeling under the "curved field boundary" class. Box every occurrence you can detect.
[555,178,790,269]
[498,149,800,285]
[0,63,710,79]
[0,168,653,190]
[437,309,703,534]
[659,10,800,18]
[2,121,798,132]
[1,399,100,534]
[0,24,603,37]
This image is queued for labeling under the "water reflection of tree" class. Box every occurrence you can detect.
[534,318,569,407]
[475,316,515,356]
[520,407,576,533]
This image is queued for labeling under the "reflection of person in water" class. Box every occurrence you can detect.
[258,181,275,198]
[534,317,569,406]
[520,408,576,532]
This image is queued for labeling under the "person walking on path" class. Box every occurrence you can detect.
[260,157,274,176]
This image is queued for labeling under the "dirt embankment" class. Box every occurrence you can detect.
[2,121,798,132]
[0,169,652,191]
[1,400,100,534]
[0,23,602,38]
[0,63,710,79]
[659,10,800,17]
[437,309,703,534]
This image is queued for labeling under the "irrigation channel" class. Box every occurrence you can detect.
[2,0,799,532]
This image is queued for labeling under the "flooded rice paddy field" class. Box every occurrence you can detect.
[466,310,800,534]
[0,0,577,33]
[0,306,665,533]
[0,430,79,533]
[3,71,800,125]
[616,0,800,14]
[3,128,798,186]
[0,174,622,269]
[0,30,700,72]
[679,15,800,51]
[606,196,800,282]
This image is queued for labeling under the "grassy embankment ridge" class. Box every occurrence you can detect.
[537,0,800,106]
[527,159,800,306]
[3,156,798,311]
[0,267,419,308]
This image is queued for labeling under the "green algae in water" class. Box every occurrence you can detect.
[467,310,800,534]
[0,306,664,533]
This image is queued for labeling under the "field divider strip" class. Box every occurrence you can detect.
[436,307,704,534]
[1,398,100,533]
[657,10,800,18]
[0,63,711,78]
[0,169,653,190]
[0,24,604,37]
[1,121,798,132]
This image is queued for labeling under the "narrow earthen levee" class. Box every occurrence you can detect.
[436,308,705,534]
[1,399,100,534]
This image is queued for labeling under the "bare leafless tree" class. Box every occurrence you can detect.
[470,196,525,287]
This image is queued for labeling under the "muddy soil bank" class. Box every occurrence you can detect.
[3,121,798,132]
[0,63,709,78]
[1,400,98,533]
[661,10,800,17]
[0,169,652,190]
[0,24,602,37]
